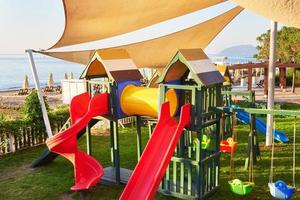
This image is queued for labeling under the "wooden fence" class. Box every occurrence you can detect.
[118,116,136,128]
[0,121,64,155]
[0,116,136,156]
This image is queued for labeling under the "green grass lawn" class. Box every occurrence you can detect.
[1,116,300,200]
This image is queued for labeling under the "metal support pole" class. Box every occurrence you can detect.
[26,49,53,138]
[136,116,142,160]
[248,68,252,91]
[292,68,296,93]
[113,120,120,183]
[266,21,277,146]
[86,124,92,155]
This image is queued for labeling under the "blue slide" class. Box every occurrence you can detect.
[236,111,289,143]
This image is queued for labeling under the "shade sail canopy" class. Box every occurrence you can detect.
[232,0,300,28]
[42,6,243,68]
[39,50,94,65]
[51,0,227,48]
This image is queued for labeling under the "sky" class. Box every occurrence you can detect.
[0,0,283,54]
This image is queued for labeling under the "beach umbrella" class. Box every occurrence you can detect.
[47,73,54,87]
[70,72,74,79]
[64,73,68,79]
[22,75,29,89]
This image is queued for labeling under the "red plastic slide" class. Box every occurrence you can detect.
[46,92,109,190]
[120,102,191,200]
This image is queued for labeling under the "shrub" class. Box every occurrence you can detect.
[21,90,49,125]
[49,105,69,124]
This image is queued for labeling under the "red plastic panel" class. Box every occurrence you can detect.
[220,137,237,153]
[120,102,191,200]
[46,92,109,190]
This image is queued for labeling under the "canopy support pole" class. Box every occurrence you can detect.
[292,68,296,93]
[266,21,277,146]
[26,49,53,138]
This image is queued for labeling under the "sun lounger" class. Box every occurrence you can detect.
[256,80,264,88]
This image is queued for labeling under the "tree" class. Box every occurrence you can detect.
[21,90,49,125]
[255,26,300,63]
[255,30,270,60]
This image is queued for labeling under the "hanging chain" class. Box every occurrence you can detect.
[230,112,237,179]
[249,113,254,183]
[233,112,237,142]
[220,112,225,140]
[269,119,275,184]
[293,117,296,188]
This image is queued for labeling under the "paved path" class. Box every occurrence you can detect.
[232,86,300,103]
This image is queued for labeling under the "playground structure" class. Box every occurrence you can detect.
[32,48,225,199]
[220,106,299,199]
[14,0,300,198]
[220,75,295,197]
[155,49,224,198]
[31,48,299,199]
[46,92,109,190]
[216,64,232,86]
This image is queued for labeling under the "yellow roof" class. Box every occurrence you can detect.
[216,64,232,84]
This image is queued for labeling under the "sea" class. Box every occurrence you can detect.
[0,54,256,91]
[0,54,84,91]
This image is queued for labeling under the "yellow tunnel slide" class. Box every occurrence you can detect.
[120,85,178,118]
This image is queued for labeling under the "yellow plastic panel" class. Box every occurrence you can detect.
[120,85,178,117]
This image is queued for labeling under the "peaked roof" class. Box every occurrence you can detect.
[216,64,232,85]
[147,68,164,88]
[157,49,224,86]
[50,0,227,48]
[80,49,142,82]
[41,6,243,69]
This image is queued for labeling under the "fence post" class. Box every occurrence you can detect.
[8,133,16,152]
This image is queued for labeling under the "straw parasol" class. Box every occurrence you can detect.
[64,73,68,79]
[22,75,29,89]
[70,72,74,79]
[47,73,54,87]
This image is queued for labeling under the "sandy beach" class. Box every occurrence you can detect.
[1,86,300,111]
[0,89,63,109]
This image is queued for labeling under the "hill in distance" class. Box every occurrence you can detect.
[216,44,258,57]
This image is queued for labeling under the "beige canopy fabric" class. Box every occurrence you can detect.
[118,6,243,68]
[51,0,227,48]
[37,50,94,65]
[232,0,300,28]
[42,6,243,68]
